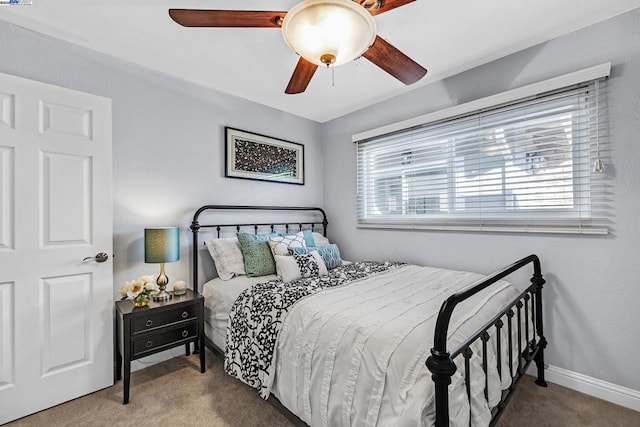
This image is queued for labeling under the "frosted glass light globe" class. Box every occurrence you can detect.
[282,0,377,67]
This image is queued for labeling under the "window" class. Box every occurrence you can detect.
[356,65,610,234]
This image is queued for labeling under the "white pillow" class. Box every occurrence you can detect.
[268,234,306,256]
[312,232,330,246]
[274,251,328,283]
[204,238,246,281]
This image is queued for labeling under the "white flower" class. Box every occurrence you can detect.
[139,275,157,292]
[126,280,144,298]
[139,275,155,284]
[120,275,157,300]
[119,284,128,298]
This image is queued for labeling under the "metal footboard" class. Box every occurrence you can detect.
[426,254,548,427]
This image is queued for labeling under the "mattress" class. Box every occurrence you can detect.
[202,261,353,350]
[202,274,277,350]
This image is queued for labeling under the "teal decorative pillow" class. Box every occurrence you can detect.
[237,232,278,277]
[290,243,342,270]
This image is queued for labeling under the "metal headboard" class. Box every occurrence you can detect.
[190,205,328,293]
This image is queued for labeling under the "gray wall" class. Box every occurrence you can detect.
[0,21,323,364]
[322,10,640,391]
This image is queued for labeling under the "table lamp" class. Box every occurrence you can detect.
[145,227,180,301]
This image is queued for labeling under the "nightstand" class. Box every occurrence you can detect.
[115,289,205,404]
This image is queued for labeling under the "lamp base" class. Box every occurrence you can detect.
[153,289,173,301]
[153,263,172,301]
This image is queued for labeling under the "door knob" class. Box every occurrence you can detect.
[83,252,109,263]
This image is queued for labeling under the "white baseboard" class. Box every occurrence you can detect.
[527,364,640,412]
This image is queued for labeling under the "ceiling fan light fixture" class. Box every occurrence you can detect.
[282,0,377,67]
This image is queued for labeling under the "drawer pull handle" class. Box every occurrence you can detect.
[181,330,189,338]
[145,340,153,348]
[145,319,153,327]
[181,311,188,319]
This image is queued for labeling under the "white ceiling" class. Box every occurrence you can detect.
[1,0,639,122]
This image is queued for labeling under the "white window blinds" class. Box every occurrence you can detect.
[356,67,610,234]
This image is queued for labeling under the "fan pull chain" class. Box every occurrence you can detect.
[332,65,335,87]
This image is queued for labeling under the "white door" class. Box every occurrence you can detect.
[0,72,113,424]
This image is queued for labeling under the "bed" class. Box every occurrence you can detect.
[190,205,548,427]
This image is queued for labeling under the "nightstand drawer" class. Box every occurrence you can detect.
[132,323,198,356]
[132,305,197,333]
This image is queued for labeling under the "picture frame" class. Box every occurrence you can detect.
[225,127,305,185]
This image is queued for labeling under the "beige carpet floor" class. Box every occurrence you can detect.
[7,349,640,427]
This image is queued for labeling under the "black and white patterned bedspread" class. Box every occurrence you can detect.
[224,261,404,398]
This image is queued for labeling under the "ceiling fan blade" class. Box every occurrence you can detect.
[362,35,427,85]
[169,9,287,28]
[368,0,416,16]
[285,57,319,94]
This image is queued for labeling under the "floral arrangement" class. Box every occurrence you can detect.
[119,275,157,306]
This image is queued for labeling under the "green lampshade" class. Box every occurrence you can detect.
[144,227,180,263]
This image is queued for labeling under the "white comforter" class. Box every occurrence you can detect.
[268,264,524,427]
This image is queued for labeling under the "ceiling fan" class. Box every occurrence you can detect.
[169,0,427,94]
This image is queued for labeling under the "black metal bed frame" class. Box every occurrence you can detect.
[190,205,548,427]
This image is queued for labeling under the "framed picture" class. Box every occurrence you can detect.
[225,127,305,185]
